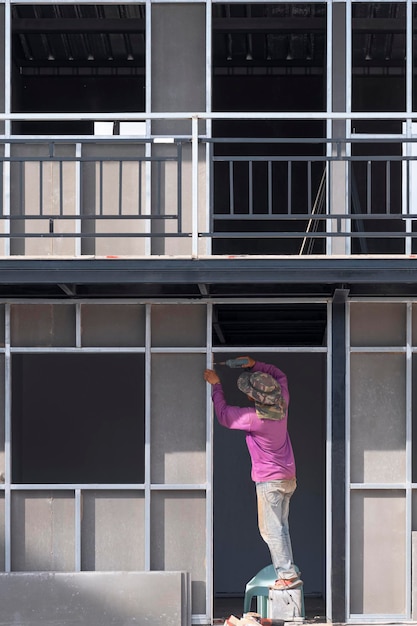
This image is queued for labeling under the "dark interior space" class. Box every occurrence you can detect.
[211,2,416,256]
[12,353,145,483]
[8,2,417,255]
[13,76,145,135]
[212,303,327,346]
[11,4,145,134]
[212,304,327,620]
[212,3,326,256]
[213,349,326,620]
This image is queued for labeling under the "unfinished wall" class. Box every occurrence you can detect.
[349,302,409,617]
[0,302,208,623]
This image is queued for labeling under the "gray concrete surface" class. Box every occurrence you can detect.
[0,571,191,626]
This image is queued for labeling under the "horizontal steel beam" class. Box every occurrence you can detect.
[0,257,416,287]
[13,18,145,34]
[13,17,403,36]
[212,17,404,34]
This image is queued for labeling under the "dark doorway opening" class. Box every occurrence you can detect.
[212,304,326,621]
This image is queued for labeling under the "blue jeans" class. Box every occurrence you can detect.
[256,479,298,580]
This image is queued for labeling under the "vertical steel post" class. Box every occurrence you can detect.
[331,288,349,622]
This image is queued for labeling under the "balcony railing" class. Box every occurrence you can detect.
[0,119,416,257]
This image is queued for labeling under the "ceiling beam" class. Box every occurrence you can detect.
[0,258,416,288]
[13,18,145,34]
[13,16,405,36]
[213,17,404,34]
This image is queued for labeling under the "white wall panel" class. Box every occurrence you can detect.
[151,353,206,485]
[350,353,406,484]
[81,491,145,571]
[350,302,406,347]
[350,491,406,615]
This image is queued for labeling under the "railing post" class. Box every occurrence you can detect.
[75,143,82,257]
[192,115,199,257]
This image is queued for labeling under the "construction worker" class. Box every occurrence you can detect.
[203,356,302,591]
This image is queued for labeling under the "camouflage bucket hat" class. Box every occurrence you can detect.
[237,371,287,421]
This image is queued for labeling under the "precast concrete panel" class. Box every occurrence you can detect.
[410,303,417,345]
[151,4,206,129]
[81,491,145,571]
[0,494,4,572]
[350,490,406,614]
[81,304,146,347]
[0,304,5,347]
[350,353,406,484]
[412,532,417,620]
[150,492,205,616]
[151,304,206,348]
[0,4,5,181]
[10,144,78,256]
[0,571,191,626]
[81,143,148,257]
[0,5,4,114]
[11,492,75,572]
[0,355,4,479]
[351,302,406,347]
[150,4,207,256]
[150,142,207,257]
[151,354,206,484]
[10,303,76,347]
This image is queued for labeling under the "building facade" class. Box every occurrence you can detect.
[0,1,417,624]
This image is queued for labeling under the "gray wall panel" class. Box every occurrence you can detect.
[81,491,145,571]
[0,355,4,478]
[81,304,146,347]
[351,302,406,347]
[350,491,406,614]
[0,571,191,626]
[11,492,75,572]
[0,494,4,572]
[151,304,206,347]
[10,304,76,347]
[151,354,206,484]
[350,353,406,484]
[150,493,205,616]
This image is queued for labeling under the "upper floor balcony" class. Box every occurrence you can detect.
[1,112,417,259]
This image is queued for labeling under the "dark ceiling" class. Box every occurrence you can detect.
[11,2,413,75]
[212,303,327,345]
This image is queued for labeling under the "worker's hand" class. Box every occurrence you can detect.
[204,369,221,385]
[238,356,256,368]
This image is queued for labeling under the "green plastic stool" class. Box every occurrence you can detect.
[243,564,276,617]
[243,564,304,618]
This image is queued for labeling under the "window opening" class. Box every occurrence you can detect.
[212,3,326,256]
[11,4,146,134]
[12,353,145,483]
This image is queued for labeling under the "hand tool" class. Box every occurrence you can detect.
[213,357,250,368]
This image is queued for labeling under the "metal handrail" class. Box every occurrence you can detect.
[0,134,415,255]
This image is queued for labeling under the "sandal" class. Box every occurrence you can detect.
[271,577,303,590]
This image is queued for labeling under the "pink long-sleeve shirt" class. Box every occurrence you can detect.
[212,361,296,482]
